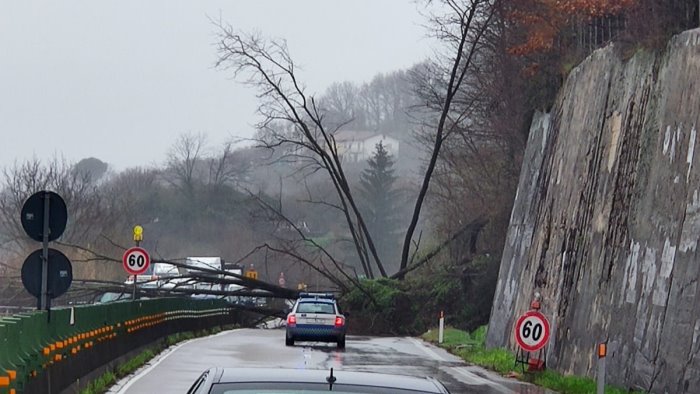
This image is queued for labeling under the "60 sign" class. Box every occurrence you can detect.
[522,320,543,341]
[514,311,550,352]
[123,247,150,275]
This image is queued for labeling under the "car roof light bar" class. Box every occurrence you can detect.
[299,292,335,299]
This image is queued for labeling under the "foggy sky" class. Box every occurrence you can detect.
[0,1,435,171]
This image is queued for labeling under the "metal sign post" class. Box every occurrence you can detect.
[132,225,144,300]
[40,193,50,310]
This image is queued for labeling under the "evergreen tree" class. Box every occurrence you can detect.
[359,141,401,273]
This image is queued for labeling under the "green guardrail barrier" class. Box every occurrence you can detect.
[0,298,234,394]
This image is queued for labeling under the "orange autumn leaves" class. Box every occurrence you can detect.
[506,0,637,55]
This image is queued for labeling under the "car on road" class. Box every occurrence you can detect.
[94,292,132,303]
[285,292,346,348]
[124,262,192,292]
[186,367,450,393]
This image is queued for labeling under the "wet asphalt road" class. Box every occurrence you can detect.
[110,328,548,394]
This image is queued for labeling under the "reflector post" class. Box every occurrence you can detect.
[598,342,607,358]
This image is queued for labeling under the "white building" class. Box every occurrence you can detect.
[332,131,399,163]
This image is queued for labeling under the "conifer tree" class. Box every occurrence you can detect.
[359,142,401,273]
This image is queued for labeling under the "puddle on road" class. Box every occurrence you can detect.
[316,337,549,394]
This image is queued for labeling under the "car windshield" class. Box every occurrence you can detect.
[296,302,335,314]
[98,292,131,303]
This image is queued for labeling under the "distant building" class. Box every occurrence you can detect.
[331,131,399,163]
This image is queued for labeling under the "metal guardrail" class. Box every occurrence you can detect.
[0,307,34,317]
[0,298,237,394]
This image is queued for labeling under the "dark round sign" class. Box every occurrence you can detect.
[21,191,68,242]
[21,248,73,299]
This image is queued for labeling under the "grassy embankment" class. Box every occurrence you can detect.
[423,326,643,394]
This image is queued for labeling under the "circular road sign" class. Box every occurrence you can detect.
[21,191,68,242]
[514,310,551,352]
[21,248,73,299]
[123,247,150,275]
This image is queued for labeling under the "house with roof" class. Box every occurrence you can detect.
[331,131,399,163]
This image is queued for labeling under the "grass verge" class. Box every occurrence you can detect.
[422,326,643,394]
[80,325,236,394]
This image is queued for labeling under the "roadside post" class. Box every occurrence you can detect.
[438,311,445,344]
[131,225,144,299]
[597,342,607,394]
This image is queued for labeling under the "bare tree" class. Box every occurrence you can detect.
[0,157,116,255]
[207,141,250,188]
[166,132,207,196]
[398,0,496,272]
[213,0,496,280]
[102,167,160,231]
[214,25,388,279]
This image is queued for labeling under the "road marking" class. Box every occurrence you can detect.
[409,338,446,362]
[112,329,234,394]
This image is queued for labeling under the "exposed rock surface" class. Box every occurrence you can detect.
[486,29,700,393]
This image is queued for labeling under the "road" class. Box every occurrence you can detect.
[110,328,548,393]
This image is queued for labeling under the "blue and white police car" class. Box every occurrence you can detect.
[285,293,346,348]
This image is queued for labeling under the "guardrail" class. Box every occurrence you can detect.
[0,298,238,394]
[0,307,34,317]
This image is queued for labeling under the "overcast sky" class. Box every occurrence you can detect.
[0,1,436,171]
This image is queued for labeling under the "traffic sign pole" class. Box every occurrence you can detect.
[133,226,141,299]
[40,192,50,311]
[132,272,137,300]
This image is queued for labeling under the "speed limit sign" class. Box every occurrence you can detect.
[123,247,150,275]
[514,310,550,352]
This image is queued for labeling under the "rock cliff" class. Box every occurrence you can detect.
[486,29,700,392]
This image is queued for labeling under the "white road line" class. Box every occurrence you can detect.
[409,338,447,362]
[112,329,234,394]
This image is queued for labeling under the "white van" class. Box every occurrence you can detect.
[185,257,224,295]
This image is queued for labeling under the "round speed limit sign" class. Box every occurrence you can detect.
[514,310,550,352]
[122,247,150,275]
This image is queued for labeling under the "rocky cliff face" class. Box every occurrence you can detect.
[486,29,700,393]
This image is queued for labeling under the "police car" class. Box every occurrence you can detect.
[285,293,346,348]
